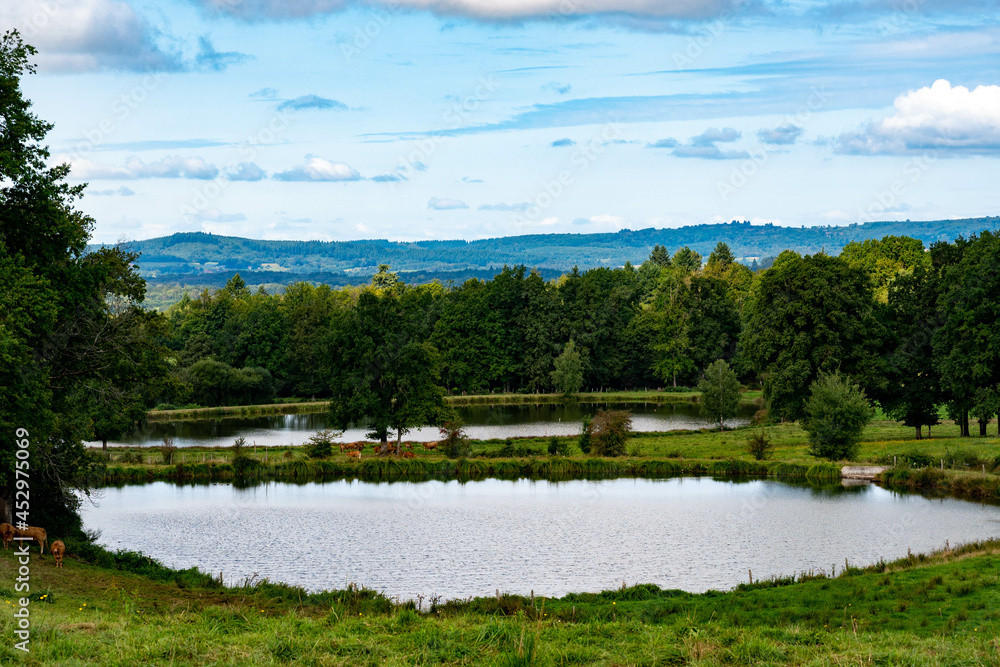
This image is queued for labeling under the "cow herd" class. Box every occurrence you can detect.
[336,440,439,460]
[1,522,64,567]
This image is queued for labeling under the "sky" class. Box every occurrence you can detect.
[6,0,1000,244]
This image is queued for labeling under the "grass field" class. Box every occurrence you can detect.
[2,535,999,665]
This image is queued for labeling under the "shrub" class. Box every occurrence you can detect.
[744,429,774,461]
[159,437,178,465]
[439,420,471,458]
[119,450,144,464]
[231,436,261,476]
[550,340,584,395]
[802,372,874,461]
[547,436,570,456]
[500,439,515,457]
[305,430,338,459]
[578,415,592,454]
[590,409,633,457]
[153,403,177,411]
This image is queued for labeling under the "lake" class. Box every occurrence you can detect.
[91,401,754,449]
[80,477,999,602]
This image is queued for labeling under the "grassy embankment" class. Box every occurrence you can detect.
[108,389,1000,501]
[2,536,999,665]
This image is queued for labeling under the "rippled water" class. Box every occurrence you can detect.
[91,402,753,449]
[81,477,1000,601]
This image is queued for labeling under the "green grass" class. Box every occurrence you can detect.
[2,536,999,665]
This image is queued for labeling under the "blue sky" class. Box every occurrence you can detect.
[7,0,1000,243]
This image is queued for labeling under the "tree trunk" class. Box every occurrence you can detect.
[380,433,388,454]
[980,419,988,437]
[962,409,970,437]
[915,426,921,440]
[396,428,403,455]
[672,373,677,388]
[103,438,107,453]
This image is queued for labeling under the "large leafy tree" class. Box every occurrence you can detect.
[1,32,168,533]
[740,251,884,421]
[328,280,445,452]
[933,232,1000,437]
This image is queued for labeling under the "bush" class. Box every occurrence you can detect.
[744,429,774,461]
[590,409,633,457]
[153,403,177,411]
[159,437,178,465]
[578,415,592,454]
[500,438,515,457]
[439,420,471,458]
[802,372,874,461]
[230,436,261,476]
[547,436,570,456]
[305,430,338,459]
[119,450,144,464]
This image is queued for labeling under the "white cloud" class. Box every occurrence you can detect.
[273,157,362,181]
[836,79,1000,155]
[63,154,219,179]
[226,162,267,181]
[196,0,734,20]
[428,197,469,210]
[1,0,179,72]
[193,209,247,222]
[757,124,804,145]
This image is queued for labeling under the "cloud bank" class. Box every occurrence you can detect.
[273,157,362,181]
[836,79,1000,155]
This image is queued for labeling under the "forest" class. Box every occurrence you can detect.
[148,231,1000,444]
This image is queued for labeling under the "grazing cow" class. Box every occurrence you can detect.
[372,444,381,453]
[402,451,416,459]
[51,540,65,568]
[0,523,14,549]
[15,526,47,556]
[405,442,414,451]
[347,451,361,460]
[423,442,438,451]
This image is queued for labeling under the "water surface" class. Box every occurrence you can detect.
[93,402,753,448]
[81,477,998,601]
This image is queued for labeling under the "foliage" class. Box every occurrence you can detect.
[698,359,742,430]
[744,429,775,461]
[305,430,339,459]
[578,415,592,454]
[589,409,633,457]
[159,438,178,465]
[439,421,470,458]
[802,372,875,461]
[230,436,260,476]
[550,340,584,395]
[741,251,884,422]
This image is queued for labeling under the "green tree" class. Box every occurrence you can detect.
[672,246,702,273]
[648,244,671,267]
[740,251,884,421]
[802,372,874,461]
[649,269,693,387]
[705,242,735,273]
[550,340,584,395]
[0,31,167,533]
[971,385,1000,437]
[371,264,399,290]
[698,359,741,430]
[839,235,928,303]
[328,285,444,452]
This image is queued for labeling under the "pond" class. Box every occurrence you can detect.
[80,477,999,602]
[90,402,754,449]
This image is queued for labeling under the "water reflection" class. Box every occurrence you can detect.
[81,477,999,601]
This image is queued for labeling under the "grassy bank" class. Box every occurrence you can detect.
[2,536,998,665]
[146,389,759,421]
[95,416,1000,500]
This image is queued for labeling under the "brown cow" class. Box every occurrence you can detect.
[51,540,65,568]
[401,451,416,459]
[422,442,438,451]
[0,523,14,549]
[15,526,47,556]
[347,451,361,460]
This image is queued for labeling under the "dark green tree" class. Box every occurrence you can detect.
[672,246,702,273]
[648,244,671,267]
[740,251,884,421]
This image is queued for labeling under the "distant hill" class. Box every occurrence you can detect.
[98,217,1000,278]
[95,217,999,309]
